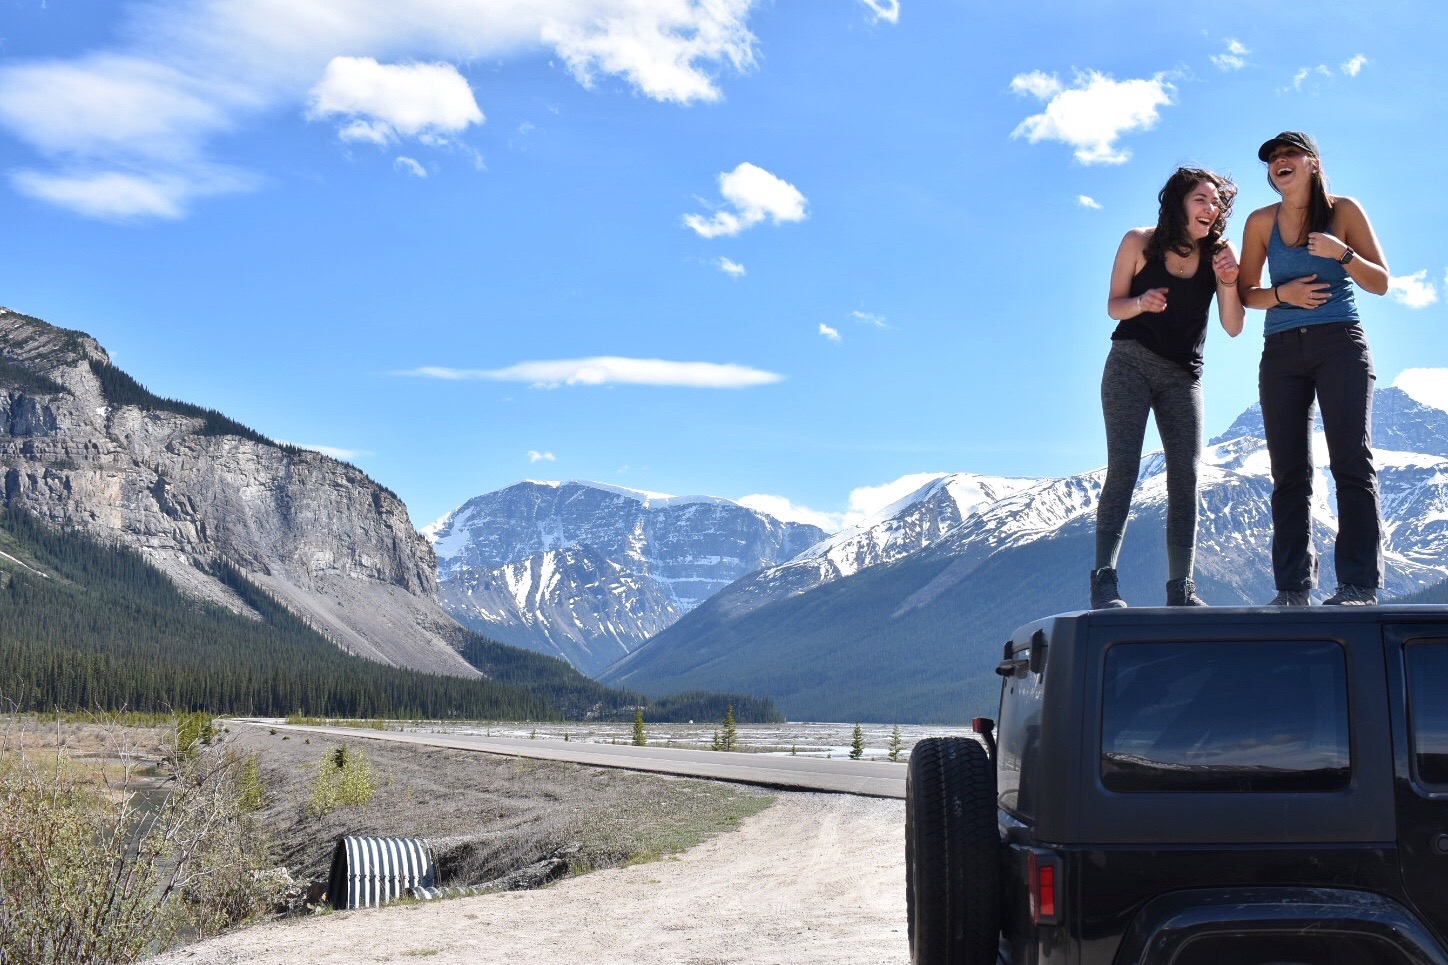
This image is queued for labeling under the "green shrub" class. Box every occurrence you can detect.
[308,745,377,816]
[0,718,280,963]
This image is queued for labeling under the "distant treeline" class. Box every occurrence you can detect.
[0,507,782,724]
[87,360,299,452]
[0,356,65,396]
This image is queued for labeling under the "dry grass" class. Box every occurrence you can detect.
[232,724,774,891]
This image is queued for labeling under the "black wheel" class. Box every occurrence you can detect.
[906,736,1001,965]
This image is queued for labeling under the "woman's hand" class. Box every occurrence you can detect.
[1306,231,1350,262]
[1212,245,1239,286]
[1136,287,1169,314]
[1278,274,1330,309]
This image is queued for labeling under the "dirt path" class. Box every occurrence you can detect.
[154,793,909,965]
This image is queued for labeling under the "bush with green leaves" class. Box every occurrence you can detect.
[308,744,378,816]
[0,713,281,964]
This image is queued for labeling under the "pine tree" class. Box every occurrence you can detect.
[887,724,904,763]
[721,704,738,752]
[632,707,647,747]
[850,722,865,760]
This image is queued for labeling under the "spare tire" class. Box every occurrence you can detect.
[906,736,1001,965]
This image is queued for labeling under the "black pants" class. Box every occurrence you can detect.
[1259,322,1382,590]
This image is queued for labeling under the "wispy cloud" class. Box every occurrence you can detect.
[858,0,900,24]
[308,57,483,144]
[845,473,947,525]
[397,357,784,389]
[1279,64,1333,94]
[717,257,746,278]
[0,1,763,219]
[1341,54,1369,77]
[1211,39,1248,71]
[684,162,807,238]
[277,441,372,461]
[1389,270,1439,309]
[851,310,887,328]
[1010,69,1175,164]
[528,450,556,463]
[1077,194,1102,210]
[394,156,427,178]
[736,494,842,531]
[819,323,841,342]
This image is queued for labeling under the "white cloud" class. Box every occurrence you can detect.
[0,0,764,218]
[308,57,483,144]
[858,0,900,23]
[684,162,807,238]
[528,450,556,463]
[397,357,784,389]
[851,310,888,328]
[717,257,746,277]
[1281,64,1333,93]
[819,323,841,342]
[1211,39,1248,71]
[1342,54,1369,77]
[1388,270,1439,309]
[277,441,371,460]
[1010,70,1175,164]
[845,473,947,524]
[1392,368,1448,413]
[1078,194,1102,210]
[736,494,842,531]
[394,156,427,178]
[11,166,254,220]
[1009,70,1062,100]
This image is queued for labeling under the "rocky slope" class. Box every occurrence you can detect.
[0,308,477,678]
[604,374,1448,721]
[425,481,826,674]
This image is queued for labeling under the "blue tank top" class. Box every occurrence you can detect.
[1263,211,1359,336]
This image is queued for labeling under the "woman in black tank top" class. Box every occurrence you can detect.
[1090,167,1244,609]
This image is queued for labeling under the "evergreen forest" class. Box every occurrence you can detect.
[0,507,781,723]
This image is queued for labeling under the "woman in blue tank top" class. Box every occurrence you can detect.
[1090,167,1244,609]
[1237,131,1391,606]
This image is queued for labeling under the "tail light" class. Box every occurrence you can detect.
[1027,849,1062,925]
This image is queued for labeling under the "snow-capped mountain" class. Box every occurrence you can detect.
[604,371,1448,723]
[424,480,826,674]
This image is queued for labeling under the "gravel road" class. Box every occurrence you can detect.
[154,792,909,965]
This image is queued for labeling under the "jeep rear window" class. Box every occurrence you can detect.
[1101,641,1350,793]
[1406,641,1448,787]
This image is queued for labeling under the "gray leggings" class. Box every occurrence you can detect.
[1096,339,1203,574]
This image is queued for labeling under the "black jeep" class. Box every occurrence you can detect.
[905,606,1448,965]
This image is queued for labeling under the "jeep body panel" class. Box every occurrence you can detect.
[990,606,1448,965]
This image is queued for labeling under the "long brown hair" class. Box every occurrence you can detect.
[1267,154,1334,246]
[1144,167,1236,262]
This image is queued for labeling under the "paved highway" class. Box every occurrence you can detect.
[249,721,908,799]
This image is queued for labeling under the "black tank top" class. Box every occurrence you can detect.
[1110,247,1217,378]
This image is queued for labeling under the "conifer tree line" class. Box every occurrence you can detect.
[0,507,782,723]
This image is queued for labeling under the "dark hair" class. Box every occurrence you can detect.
[1145,167,1237,262]
[1264,147,1333,245]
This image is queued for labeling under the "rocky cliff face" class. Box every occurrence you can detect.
[0,308,477,678]
[426,480,827,674]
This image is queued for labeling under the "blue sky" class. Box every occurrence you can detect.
[2,0,1445,531]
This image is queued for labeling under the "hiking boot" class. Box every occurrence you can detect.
[1166,578,1207,607]
[1090,567,1127,609]
[1267,589,1312,606]
[1324,583,1378,606]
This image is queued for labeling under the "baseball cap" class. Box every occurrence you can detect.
[1258,131,1320,162]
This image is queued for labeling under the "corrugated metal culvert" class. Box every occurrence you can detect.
[327,836,438,910]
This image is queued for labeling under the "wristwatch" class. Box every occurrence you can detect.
[1339,246,1356,265]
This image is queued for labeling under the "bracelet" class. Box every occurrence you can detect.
[1274,286,1285,305]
